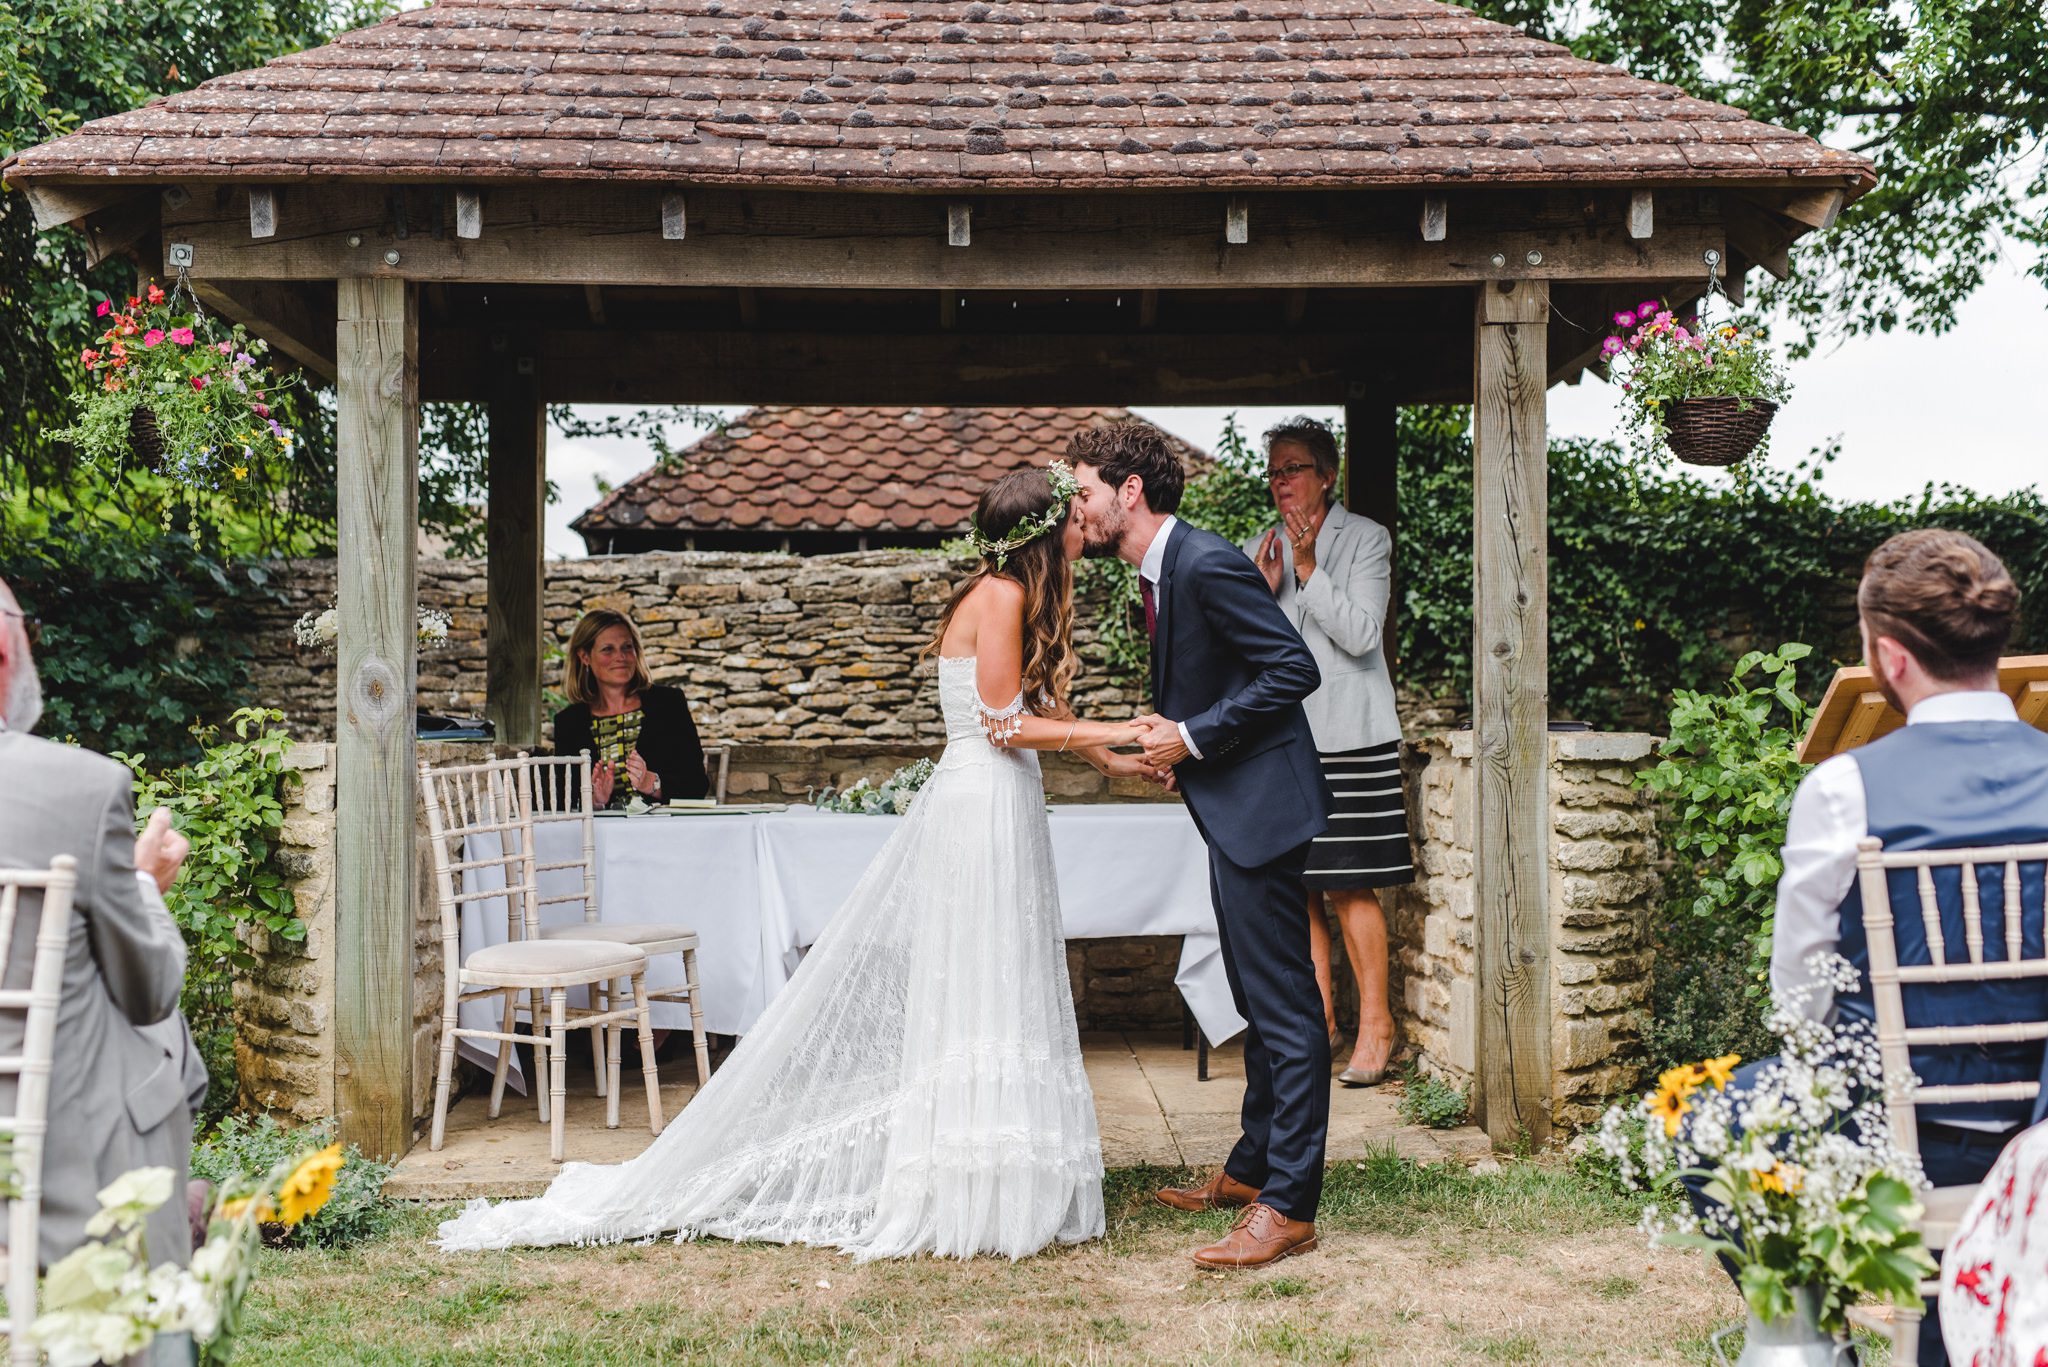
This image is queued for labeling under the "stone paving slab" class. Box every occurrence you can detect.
[384,1030,1489,1201]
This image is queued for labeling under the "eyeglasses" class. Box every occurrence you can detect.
[0,606,38,647]
[1266,462,1319,484]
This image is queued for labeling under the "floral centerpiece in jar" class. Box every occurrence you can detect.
[293,603,452,655]
[1594,953,1936,1357]
[52,281,297,494]
[1602,298,1789,468]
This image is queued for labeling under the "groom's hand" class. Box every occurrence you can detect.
[1132,714,1191,770]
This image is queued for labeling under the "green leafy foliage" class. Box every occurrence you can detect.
[1466,0,2048,349]
[0,520,275,760]
[191,1114,395,1249]
[1636,644,1816,990]
[120,708,302,1131]
[1395,1064,1472,1130]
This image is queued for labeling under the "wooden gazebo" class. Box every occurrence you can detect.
[6,0,1871,1155]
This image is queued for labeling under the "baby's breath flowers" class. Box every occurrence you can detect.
[1594,952,1936,1335]
[293,604,452,655]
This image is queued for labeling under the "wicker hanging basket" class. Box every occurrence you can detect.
[1663,396,1777,468]
[127,404,164,470]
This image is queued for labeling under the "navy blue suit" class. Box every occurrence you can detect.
[1152,520,1334,1219]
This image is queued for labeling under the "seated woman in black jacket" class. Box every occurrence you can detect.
[553,608,710,809]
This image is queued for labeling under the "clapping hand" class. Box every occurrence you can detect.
[624,750,658,797]
[135,806,190,896]
[1255,529,1286,594]
[592,759,616,807]
[1282,505,1325,577]
[1131,713,1191,772]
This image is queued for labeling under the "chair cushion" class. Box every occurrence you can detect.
[538,923,697,950]
[465,939,645,979]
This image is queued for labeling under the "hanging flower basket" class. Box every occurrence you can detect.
[52,280,298,495]
[1602,299,1789,470]
[1663,396,1780,468]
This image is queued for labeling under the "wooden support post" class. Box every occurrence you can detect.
[1627,190,1654,240]
[334,276,420,1159]
[1225,196,1249,245]
[1472,279,1551,1150]
[947,202,971,247]
[487,360,546,749]
[661,192,687,240]
[1343,397,1399,669]
[1420,194,1448,243]
[248,187,276,239]
[455,191,482,240]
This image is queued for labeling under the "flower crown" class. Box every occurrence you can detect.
[968,460,1081,569]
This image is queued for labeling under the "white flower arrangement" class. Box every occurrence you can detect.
[1593,952,1936,1335]
[292,603,451,655]
[32,1143,347,1366]
[813,758,936,815]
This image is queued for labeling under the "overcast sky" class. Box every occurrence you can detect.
[544,254,2046,558]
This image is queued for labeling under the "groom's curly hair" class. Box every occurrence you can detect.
[1066,423,1185,515]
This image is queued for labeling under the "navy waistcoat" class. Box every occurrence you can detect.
[1835,720,2048,1126]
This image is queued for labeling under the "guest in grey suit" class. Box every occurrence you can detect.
[1244,418,1414,1088]
[0,575,208,1284]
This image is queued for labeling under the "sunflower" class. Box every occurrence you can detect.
[1699,1055,1741,1090]
[1650,1086,1691,1138]
[274,1143,346,1226]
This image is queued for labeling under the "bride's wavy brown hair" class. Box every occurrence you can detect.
[925,468,1077,716]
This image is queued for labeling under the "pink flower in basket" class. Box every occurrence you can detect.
[168,327,196,346]
[143,329,165,347]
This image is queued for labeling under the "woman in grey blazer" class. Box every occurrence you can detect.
[1244,417,1413,1087]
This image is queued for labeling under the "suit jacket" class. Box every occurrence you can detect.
[552,685,710,802]
[0,729,207,1272]
[1240,502,1402,751]
[1153,520,1332,868]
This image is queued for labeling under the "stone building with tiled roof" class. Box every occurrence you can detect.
[572,406,1208,554]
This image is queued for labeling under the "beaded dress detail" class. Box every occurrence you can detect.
[437,655,1105,1259]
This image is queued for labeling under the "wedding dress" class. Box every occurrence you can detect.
[437,655,1105,1259]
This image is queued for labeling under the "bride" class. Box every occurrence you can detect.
[438,461,1152,1260]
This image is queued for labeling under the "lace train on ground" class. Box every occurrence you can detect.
[436,655,1105,1260]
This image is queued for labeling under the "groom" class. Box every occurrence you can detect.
[1067,423,1333,1268]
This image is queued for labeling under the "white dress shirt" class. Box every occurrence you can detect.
[1136,516,1204,761]
[1771,689,2024,1020]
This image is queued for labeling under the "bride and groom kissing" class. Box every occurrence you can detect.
[440,422,1334,1270]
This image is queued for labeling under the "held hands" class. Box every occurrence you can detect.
[135,806,190,896]
[1131,714,1191,772]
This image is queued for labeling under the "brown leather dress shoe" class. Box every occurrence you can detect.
[1189,1202,1319,1268]
[1154,1169,1261,1213]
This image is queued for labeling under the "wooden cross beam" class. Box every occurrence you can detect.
[158,184,1727,290]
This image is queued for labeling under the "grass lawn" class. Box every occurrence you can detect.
[231,1148,1878,1365]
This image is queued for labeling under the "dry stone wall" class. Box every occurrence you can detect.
[1383,730,1662,1130]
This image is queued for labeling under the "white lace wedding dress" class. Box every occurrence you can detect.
[437,655,1105,1260]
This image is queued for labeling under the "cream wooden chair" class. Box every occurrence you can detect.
[0,855,79,1366]
[419,756,664,1162]
[1855,833,2048,1366]
[525,754,714,1089]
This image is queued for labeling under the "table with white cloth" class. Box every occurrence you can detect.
[458,804,1245,1088]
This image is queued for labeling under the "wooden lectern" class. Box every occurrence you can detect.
[1797,654,2048,764]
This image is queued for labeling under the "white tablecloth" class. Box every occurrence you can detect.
[458,804,1243,1086]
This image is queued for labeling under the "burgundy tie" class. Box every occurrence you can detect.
[1140,577,1157,640]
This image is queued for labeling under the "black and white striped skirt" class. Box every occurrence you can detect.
[1304,740,1414,892]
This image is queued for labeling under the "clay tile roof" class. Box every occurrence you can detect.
[4,0,1870,191]
[572,404,1208,537]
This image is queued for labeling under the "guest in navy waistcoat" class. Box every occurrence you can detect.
[1709,528,2046,1367]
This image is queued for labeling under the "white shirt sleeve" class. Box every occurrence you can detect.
[135,869,172,918]
[1769,754,1866,1021]
[1178,722,1203,761]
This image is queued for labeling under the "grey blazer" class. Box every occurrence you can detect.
[1242,501,1403,751]
[0,728,206,1273]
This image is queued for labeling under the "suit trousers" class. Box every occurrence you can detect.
[1210,837,1330,1220]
